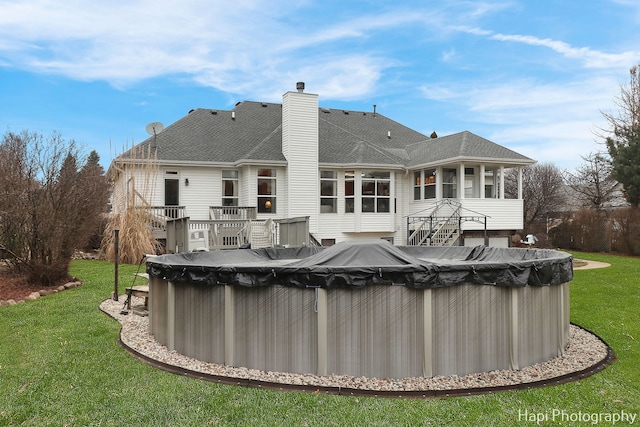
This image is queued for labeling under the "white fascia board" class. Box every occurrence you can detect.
[318,162,406,170]
[409,156,536,170]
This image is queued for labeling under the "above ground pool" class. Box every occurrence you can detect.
[146,240,573,379]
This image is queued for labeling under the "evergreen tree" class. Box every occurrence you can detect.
[607,127,640,206]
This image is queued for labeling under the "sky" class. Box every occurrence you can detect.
[1,1,639,170]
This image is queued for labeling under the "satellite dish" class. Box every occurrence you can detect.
[145,122,164,135]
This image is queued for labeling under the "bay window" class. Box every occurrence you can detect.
[345,171,355,213]
[362,171,390,213]
[320,171,337,213]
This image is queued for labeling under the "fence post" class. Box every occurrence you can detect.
[112,228,119,301]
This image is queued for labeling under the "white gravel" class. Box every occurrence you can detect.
[100,296,610,393]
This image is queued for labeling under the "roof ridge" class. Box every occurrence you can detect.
[318,115,407,164]
[243,123,283,159]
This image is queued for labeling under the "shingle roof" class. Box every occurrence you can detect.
[406,131,534,167]
[121,101,534,168]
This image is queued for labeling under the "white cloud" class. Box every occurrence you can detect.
[490,33,639,69]
[419,75,620,168]
[0,1,481,93]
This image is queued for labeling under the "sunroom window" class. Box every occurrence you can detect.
[413,171,421,200]
[424,169,436,199]
[442,168,457,198]
[485,168,495,198]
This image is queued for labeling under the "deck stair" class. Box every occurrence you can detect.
[407,200,462,247]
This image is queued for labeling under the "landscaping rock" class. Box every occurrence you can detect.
[25,292,40,301]
[64,281,81,289]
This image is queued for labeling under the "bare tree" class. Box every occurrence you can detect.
[563,152,623,211]
[602,65,640,141]
[603,65,640,205]
[505,163,565,233]
[0,130,110,286]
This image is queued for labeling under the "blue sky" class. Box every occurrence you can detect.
[1,0,638,170]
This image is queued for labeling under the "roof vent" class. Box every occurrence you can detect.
[343,110,349,115]
[321,108,331,113]
[211,110,217,115]
[231,111,235,120]
[387,130,391,139]
[296,82,305,92]
[373,104,377,117]
[261,103,267,107]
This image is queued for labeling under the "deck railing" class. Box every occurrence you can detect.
[136,205,186,234]
[209,206,257,220]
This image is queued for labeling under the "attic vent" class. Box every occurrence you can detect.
[261,103,268,107]
[321,108,331,113]
[211,110,217,115]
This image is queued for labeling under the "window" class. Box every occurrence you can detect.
[320,171,337,213]
[413,171,421,200]
[222,170,238,206]
[423,169,436,199]
[361,171,390,213]
[485,168,495,198]
[442,168,457,198]
[345,171,355,213]
[257,169,276,213]
[465,167,475,198]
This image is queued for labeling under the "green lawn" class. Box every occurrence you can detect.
[0,253,638,426]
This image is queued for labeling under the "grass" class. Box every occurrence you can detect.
[0,253,638,426]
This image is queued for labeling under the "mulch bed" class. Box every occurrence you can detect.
[0,266,71,301]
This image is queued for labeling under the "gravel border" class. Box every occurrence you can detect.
[100,296,614,398]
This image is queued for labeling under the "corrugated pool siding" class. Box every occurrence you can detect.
[148,277,570,379]
[517,284,566,368]
[432,285,511,376]
[173,284,225,364]
[326,286,425,378]
[232,286,317,374]
[149,277,169,346]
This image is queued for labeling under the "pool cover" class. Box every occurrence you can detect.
[147,240,573,289]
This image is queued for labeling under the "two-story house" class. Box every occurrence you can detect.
[110,82,535,249]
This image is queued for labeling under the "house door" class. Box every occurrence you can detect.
[165,178,179,218]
